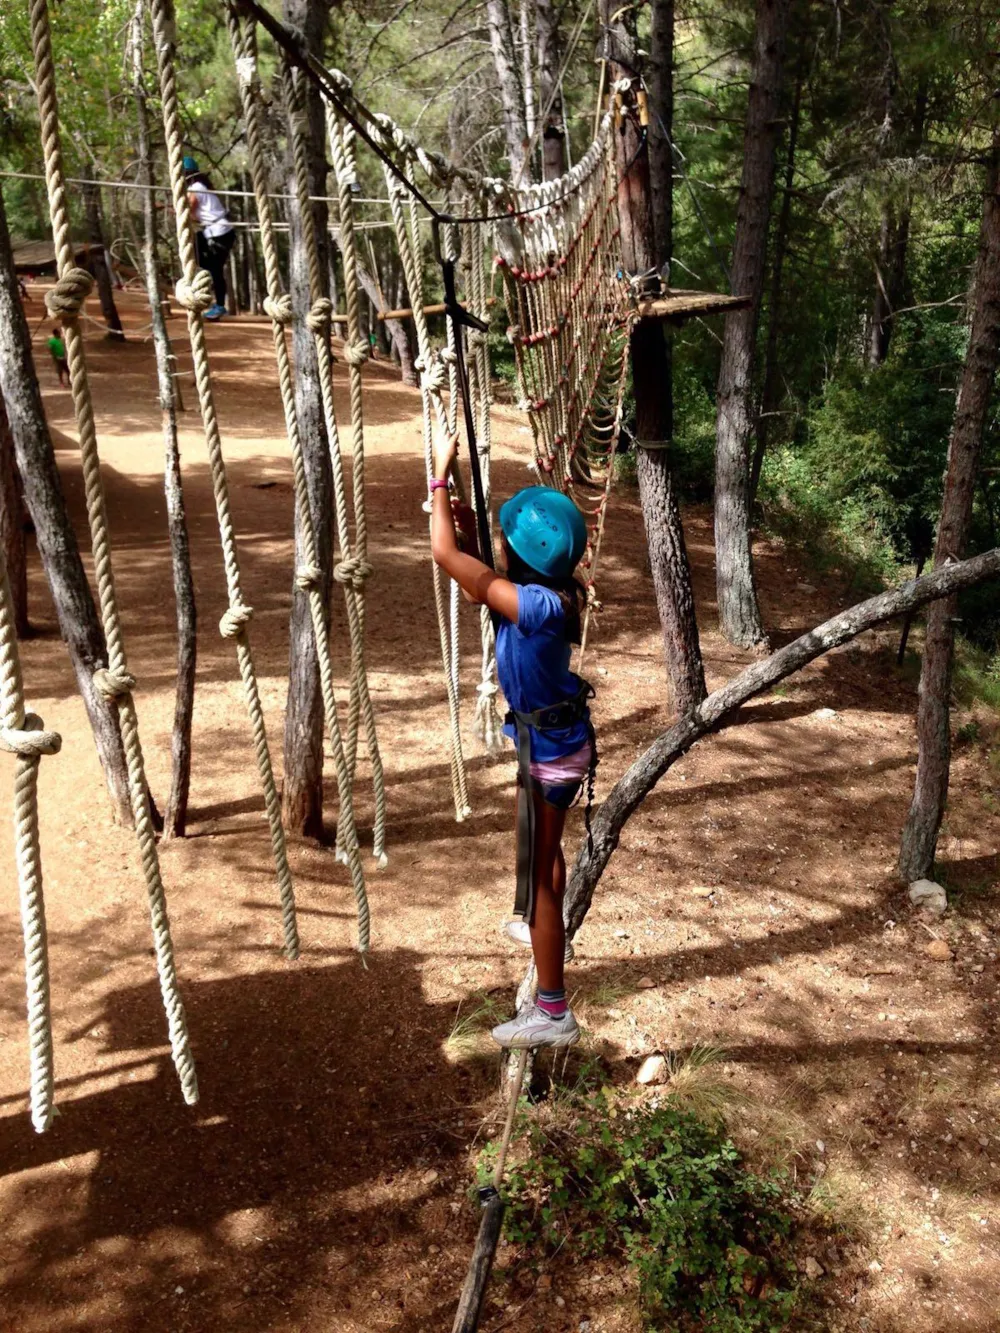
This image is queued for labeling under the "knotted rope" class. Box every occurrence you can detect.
[29,0,198,1104]
[324,97,388,864]
[226,14,372,954]
[282,61,387,880]
[0,544,58,1133]
[149,0,299,961]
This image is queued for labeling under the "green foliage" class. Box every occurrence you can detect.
[504,1094,801,1331]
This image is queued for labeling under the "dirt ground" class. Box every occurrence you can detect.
[1,288,998,1333]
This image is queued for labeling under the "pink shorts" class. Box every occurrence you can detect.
[529,741,593,786]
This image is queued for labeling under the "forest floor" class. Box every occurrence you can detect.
[1,288,998,1333]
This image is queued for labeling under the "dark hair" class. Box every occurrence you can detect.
[51,326,60,335]
[503,538,585,644]
[185,169,214,191]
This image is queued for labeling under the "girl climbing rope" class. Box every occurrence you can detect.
[430,439,596,1050]
[182,156,235,320]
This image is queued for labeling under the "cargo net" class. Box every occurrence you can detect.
[494,130,631,650]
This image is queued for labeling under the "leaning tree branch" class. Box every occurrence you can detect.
[565,548,1000,935]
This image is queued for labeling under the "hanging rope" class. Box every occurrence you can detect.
[324,99,389,865]
[0,545,59,1133]
[148,0,299,960]
[226,14,373,950]
[28,0,198,1105]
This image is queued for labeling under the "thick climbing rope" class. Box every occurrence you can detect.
[282,62,386,874]
[0,544,59,1133]
[322,98,389,864]
[148,0,300,960]
[226,15,373,949]
[28,0,198,1105]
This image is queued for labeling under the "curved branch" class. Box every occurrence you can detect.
[566,548,1000,935]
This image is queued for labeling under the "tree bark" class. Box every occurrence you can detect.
[535,0,565,182]
[282,0,334,839]
[600,0,706,718]
[82,182,125,340]
[0,392,29,637]
[133,6,196,841]
[486,0,530,182]
[647,0,673,272]
[520,0,536,147]
[869,84,927,368]
[0,187,132,822]
[565,548,1000,936]
[713,0,789,649]
[898,132,1000,883]
[338,233,418,385]
[750,50,805,501]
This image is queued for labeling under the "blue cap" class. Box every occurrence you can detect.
[499,486,587,579]
[182,155,198,173]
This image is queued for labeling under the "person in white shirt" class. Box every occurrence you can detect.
[183,156,235,321]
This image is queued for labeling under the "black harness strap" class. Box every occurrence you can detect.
[506,678,596,925]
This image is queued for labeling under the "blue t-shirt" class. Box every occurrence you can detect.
[496,584,591,761]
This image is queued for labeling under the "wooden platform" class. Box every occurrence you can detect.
[633,288,750,322]
[13,238,102,274]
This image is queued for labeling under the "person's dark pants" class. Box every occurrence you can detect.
[196,229,236,308]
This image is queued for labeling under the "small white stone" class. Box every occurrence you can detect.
[908,879,948,916]
[804,1256,825,1279]
[812,707,837,720]
[816,1140,825,1153]
[636,1054,668,1086]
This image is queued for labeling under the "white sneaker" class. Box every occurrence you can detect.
[491,1003,580,1050]
[504,918,575,962]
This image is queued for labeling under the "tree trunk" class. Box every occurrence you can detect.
[0,393,29,637]
[0,187,132,823]
[750,50,804,501]
[869,84,927,368]
[133,6,196,841]
[486,0,530,183]
[600,0,706,718]
[713,0,789,650]
[340,235,418,385]
[647,0,673,272]
[82,182,125,340]
[520,0,536,147]
[282,0,334,839]
[535,0,565,182]
[898,131,1000,883]
[565,548,1000,937]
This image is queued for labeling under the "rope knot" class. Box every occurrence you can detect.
[219,601,254,638]
[45,267,94,321]
[93,666,136,700]
[417,353,447,394]
[0,713,62,758]
[343,341,369,367]
[175,269,215,314]
[439,346,457,366]
[306,297,332,334]
[334,557,375,590]
[295,563,323,591]
[263,293,294,325]
[467,331,488,350]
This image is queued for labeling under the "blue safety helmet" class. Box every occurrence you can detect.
[499,486,587,579]
[182,155,199,173]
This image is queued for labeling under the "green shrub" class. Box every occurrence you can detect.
[504,1094,801,1331]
